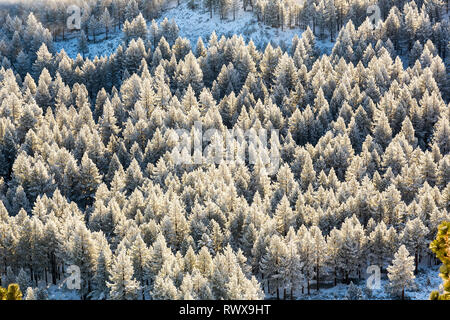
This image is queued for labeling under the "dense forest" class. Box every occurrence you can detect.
[0,0,448,300]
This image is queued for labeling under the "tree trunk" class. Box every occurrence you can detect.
[29,265,33,282]
[415,251,418,275]
[316,264,320,291]
[262,273,265,292]
[334,267,337,286]
[330,22,333,42]
[51,253,57,285]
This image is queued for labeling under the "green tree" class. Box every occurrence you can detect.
[78,31,89,59]
[0,284,23,300]
[429,221,450,300]
[6,284,22,300]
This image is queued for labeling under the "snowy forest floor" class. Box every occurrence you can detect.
[44,264,442,300]
[54,2,335,60]
[264,264,442,300]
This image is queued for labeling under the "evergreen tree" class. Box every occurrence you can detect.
[129,234,151,298]
[108,248,140,300]
[24,287,36,300]
[91,239,112,300]
[273,195,294,237]
[78,31,89,59]
[298,229,315,295]
[401,218,429,274]
[101,9,114,40]
[67,223,97,299]
[281,233,304,299]
[77,153,102,208]
[346,281,363,300]
[387,245,416,300]
[429,222,450,300]
[310,226,327,291]
[259,235,287,299]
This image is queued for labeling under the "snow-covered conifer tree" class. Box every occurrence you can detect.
[387,245,416,300]
[108,248,140,300]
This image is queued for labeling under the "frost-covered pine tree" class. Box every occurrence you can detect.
[101,8,114,40]
[88,15,100,43]
[433,116,450,155]
[4,266,16,287]
[78,31,89,59]
[273,195,294,237]
[34,285,49,300]
[15,268,31,294]
[177,52,204,94]
[400,218,429,274]
[367,221,389,271]
[148,234,173,285]
[151,273,179,300]
[66,222,97,299]
[107,248,140,300]
[196,246,214,278]
[24,287,36,300]
[326,228,342,286]
[129,234,151,298]
[125,0,139,21]
[77,153,102,208]
[310,226,327,291]
[298,228,315,294]
[91,238,112,300]
[346,281,363,300]
[387,245,415,300]
[281,236,304,299]
[373,109,392,150]
[259,234,287,299]
[300,153,316,190]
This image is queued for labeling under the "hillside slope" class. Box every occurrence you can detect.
[54,2,334,59]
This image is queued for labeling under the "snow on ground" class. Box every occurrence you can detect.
[54,2,335,60]
[43,265,441,300]
[263,264,442,300]
[53,27,124,60]
[155,1,315,50]
[47,284,81,300]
